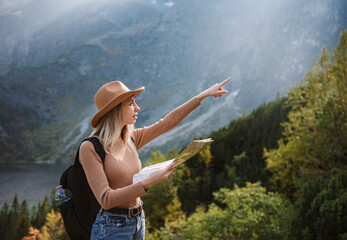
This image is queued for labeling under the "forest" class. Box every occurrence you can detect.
[0,30,346,240]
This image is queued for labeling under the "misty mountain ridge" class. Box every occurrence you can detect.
[0,0,345,163]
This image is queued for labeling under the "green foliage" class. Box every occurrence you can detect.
[0,189,64,240]
[151,195,188,240]
[176,146,214,214]
[265,30,347,200]
[0,201,9,239]
[31,196,51,229]
[177,99,292,213]
[142,151,178,231]
[291,169,347,240]
[153,183,293,240]
[0,100,39,162]
[25,117,87,164]
[144,95,293,232]
[0,195,31,240]
[19,200,31,239]
[7,195,21,239]
[201,97,290,201]
[39,210,69,240]
[188,183,293,240]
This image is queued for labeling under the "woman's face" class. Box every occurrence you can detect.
[120,96,140,126]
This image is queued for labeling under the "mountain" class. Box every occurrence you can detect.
[0,0,346,163]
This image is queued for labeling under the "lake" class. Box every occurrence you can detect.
[0,163,68,206]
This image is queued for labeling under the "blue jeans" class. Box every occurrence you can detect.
[90,209,145,240]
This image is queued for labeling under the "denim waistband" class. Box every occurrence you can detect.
[101,201,143,218]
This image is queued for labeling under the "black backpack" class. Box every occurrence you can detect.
[59,137,105,240]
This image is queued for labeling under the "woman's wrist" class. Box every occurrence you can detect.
[196,91,207,101]
[140,180,149,190]
[141,178,153,190]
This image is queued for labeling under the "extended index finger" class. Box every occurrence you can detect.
[219,77,231,86]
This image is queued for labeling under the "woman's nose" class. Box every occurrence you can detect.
[135,104,140,112]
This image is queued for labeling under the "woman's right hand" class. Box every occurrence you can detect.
[197,77,231,101]
[140,160,177,189]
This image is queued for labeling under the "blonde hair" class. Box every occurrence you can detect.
[90,104,138,156]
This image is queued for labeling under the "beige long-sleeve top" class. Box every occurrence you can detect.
[79,96,201,210]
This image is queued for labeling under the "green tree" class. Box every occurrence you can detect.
[32,196,50,229]
[142,151,177,231]
[6,195,21,240]
[39,210,69,240]
[154,195,187,240]
[265,30,347,200]
[209,97,290,195]
[0,196,35,240]
[178,183,292,240]
[0,201,9,240]
[30,204,37,228]
[177,146,213,214]
[291,169,347,240]
[18,200,31,239]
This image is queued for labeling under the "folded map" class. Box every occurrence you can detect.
[133,138,214,184]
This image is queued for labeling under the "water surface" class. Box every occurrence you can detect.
[0,163,68,206]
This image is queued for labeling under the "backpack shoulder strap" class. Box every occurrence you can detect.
[74,137,106,165]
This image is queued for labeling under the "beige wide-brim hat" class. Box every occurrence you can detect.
[91,81,145,128]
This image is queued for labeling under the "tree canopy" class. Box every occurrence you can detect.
[265,30,347,200]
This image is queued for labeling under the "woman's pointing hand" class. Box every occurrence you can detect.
[197,77,231,101]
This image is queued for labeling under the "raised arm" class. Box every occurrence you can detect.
[133,77,231,149]
[140,77,231,189]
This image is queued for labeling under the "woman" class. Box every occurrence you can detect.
[80,77,230,239]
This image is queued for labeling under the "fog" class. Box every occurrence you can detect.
[1,0,342,74]
[1,0,112,37]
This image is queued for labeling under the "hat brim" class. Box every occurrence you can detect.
[91,87,144,128]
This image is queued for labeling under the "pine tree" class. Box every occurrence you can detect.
[291,169,347,240]
[0,201,10,240]
[32,195,50,229]
[18,200,31,239]
[209,97,290,194]
[30,204,37,228]
[175,146,214,214]
[6,195,20,240]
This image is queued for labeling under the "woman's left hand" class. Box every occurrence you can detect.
[197,77,231,101]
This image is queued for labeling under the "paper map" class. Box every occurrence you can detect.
[133,138,213,184]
